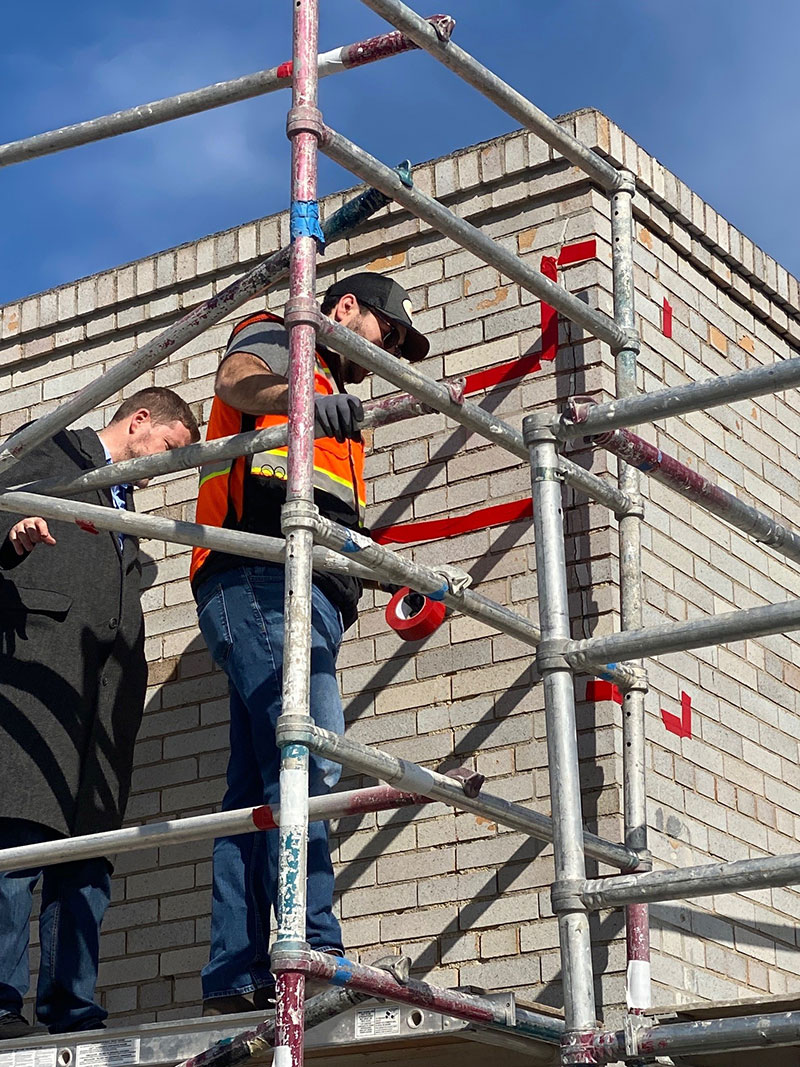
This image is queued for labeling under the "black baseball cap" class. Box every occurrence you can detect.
[324,272,430,363]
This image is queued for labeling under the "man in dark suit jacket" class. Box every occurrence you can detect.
[0,387,199,1038]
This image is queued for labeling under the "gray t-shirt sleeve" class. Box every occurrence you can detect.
[224,320,290,378]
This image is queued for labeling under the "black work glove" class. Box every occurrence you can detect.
[314,394,364,443]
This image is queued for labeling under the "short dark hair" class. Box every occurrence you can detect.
[109,388,200,442]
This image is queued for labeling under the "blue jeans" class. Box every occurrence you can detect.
[196,564,345,1000]
[0,818,110,1033]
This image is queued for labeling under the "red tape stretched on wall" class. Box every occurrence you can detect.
[661,691,692,738]
[463,241,596,396]
[373,497,533,545]
[375,240,597,545]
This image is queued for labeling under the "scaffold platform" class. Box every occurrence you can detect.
[0,994,561,1067]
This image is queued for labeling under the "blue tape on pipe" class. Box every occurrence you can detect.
[599,663,618,680]
[342,537,362,553]
[331,957,356,986]
[290,200,326,246]
[426,582,449,602]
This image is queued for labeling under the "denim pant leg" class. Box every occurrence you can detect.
[196,566,344,999]
[242,569,345,954]
[201,685,274,999]
[0,821,39,1018]
[37,859,111,1033]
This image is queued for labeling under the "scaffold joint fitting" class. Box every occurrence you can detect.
[429,14,456,42]
[281,499,319,535]
[271,943,314,974]
[623,1011,649,1058]
[632,850,653,873]
[613,169,637,196]
[286,104,324,140]
[276,713,316,749]
[284,295,323,330]
[621,665,649,693]
[444,765,485,798]
[562,1027,602,1065]
[611,328,641,357]
[522,411,558,447]
[551,878,588,913]
[620,492,645,519]
[536,638,570,673]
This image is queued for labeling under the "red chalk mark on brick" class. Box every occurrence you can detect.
[585,680,623,704]
[75,519,99,535]
[661,691,692,738]
[662,299,673,338]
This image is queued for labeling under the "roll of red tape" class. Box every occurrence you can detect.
[385,586,446,641]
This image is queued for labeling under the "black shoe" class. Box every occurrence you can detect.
[0,1013,32,1040]
[202,995,256,1017]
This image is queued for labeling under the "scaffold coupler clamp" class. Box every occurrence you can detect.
[612,327,641,358]
[286,104,325,141]
[536,637,570,674]
[445,765,485,798]
[550,878,586,915]
[562,395,597,439]
[623,1010,651,1061]
[373,953,411,985]
[271,942,314,974]
[561,1027,603,1065]
[429,14,456,42]
[522,410,560,450]
[622,664,649,693]
[284,296,323,331]
[276,712,316,749]
[281,498,320,536]
[435,563,472,596]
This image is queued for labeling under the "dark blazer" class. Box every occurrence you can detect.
[0,428,147,836]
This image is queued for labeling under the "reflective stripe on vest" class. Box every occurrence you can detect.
[190,312,366,584]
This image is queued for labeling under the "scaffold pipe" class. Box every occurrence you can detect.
[526,413,598,1052]
[274,718,640,871]
[356,0,621,191]
[567,596,800,669]
[0,17,455,169]
[272,947,565,1045]
[0,787,429,874]
[311,512,542,647]
[0,490,372,581]
[582,849,800,909]
[319,125,626,348]
[632,1010,800,1059]
[0,176,399,472]
[596,426,800,565]
[13,385,460,499]
[609,169,651,1014]
[558,351,800,439]
[318,316,634,516]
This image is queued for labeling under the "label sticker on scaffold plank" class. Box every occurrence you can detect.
[75,1038,140,1067]
[355,1006,401,1038]
[5,1052,57,1067]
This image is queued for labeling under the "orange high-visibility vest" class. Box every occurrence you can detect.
[190,312,366,586]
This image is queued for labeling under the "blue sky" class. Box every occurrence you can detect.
[2,1,799,304]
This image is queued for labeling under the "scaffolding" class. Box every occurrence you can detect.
[2,1,800,1064]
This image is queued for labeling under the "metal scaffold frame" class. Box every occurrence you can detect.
[2,1,800,1063]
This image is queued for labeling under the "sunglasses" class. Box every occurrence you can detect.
[361,303,403,355]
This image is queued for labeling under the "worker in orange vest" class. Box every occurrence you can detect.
[191,273,429,1015]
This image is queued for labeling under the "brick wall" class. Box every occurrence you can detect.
[1,108,799,1026]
